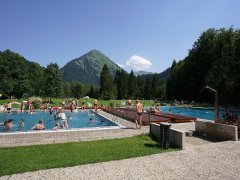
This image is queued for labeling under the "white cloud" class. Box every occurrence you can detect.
[126,55,152,71]
[116,63,125,68]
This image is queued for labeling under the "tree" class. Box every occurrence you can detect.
[62,82,71,98]
[114,69,128,99]
[99,64,116,99]
[136,75,144,98]
[70,81,83,98]
[88,85,99,98]
[166,27,240,105]
[158,80,166,100]
[43,63,62,102]
[0,49,32,98]
[114,70,122,99]
[28,62,45,96]
[144,75,151,99]
[127,70,138,98]
[151,73,159,99]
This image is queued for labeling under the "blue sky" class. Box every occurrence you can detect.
[0,0,239,73]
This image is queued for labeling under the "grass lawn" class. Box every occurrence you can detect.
[0,134,178,176]
[49,98,156,107]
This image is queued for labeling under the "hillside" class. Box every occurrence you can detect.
[133,71,153,76]
[157,67,171,80]
[139,67,171,81]
[61,50,122,85]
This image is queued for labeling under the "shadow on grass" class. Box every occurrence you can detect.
[144,143,161,148]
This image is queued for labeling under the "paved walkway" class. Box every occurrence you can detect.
[1,113,240,179]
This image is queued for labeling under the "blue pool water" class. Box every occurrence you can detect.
[160,106,215,120]
[0,110,117,133]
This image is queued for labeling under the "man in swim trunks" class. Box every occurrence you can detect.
[6,102,12,113]
[135,99,143,129]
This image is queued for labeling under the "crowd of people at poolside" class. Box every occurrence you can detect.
[0,97,101,114]
[1,97,179,131]
[1,97,162,131]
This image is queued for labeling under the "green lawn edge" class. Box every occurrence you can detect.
[0,134,178,176]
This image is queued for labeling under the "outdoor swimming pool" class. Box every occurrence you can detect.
[160,106,219,120]
[0,110,118,133]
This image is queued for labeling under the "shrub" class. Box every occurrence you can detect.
[29,97,43,109]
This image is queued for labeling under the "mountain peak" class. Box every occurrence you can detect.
[88,49,102,54]
[61,50,122,85]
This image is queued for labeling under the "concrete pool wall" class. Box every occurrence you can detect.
[150,123,185,149]
[195,120,238,141]
[0,127,125,147]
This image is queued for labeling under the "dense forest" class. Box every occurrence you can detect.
[166,27,240,105]
[0,50,93,99]
[1,27,239,104]
[0,50,165,100]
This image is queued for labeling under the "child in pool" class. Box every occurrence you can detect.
[19,119,24,128]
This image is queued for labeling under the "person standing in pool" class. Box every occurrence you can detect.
[3,119,13,129]
[135,99,144,129]
[62,120,68,129]
[31,119,45,130]
[19,119,24,128]
[59,110,67,120]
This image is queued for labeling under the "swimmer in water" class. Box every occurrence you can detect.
[4,119,13,130]
[19,119,24,128]
[89,118,94,122]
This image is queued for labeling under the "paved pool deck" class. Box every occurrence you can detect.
[1,112,240,179]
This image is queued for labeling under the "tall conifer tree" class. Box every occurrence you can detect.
[99,64,116,99]
[144,75,151,99]
[127,70,137,98]
[43,63,62,102]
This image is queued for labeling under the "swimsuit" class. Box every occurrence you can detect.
[137,112,142,116]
